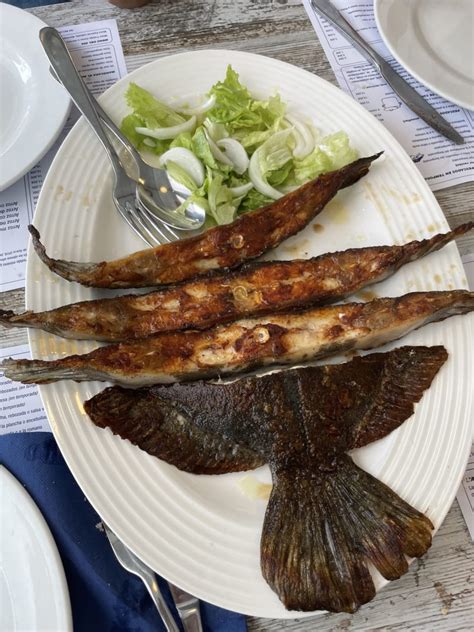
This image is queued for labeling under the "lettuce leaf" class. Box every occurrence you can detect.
[207,171,237,225]
[267,160,293,186]
[170,132,194,151]
[207,66,254,124]
[192,126,219,169]
[239,188,272,212]
[319,131,358,170]
[208,67,287,139]
[120,113,146,148]
[125,83,185,128]
[290,131,358,185]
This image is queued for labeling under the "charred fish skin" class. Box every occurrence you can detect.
[148,345,448,456]
[262,458,433,613]
[85,346,446,612]
[2,222,472,342]
[84,387,265,474]
[28,154,380,289]
[1,290,471,386]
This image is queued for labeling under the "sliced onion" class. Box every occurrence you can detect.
[203,118,228,142]
[285,114,315,159]
[229,182,253,197]
[217,138,249,175]
[204,129,234,167]
[170,94,216,116]
[135,115,196,140]
[142,138,156,147]
[248,149,283,200]
[159,147,205,186]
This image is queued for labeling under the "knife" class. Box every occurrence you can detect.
[310,0,464,144]
[168,582,203,632]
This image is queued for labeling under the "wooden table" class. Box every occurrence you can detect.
[3,1,472,630]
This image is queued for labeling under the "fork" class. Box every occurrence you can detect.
[39,27,201,245]
[103,523,180,632]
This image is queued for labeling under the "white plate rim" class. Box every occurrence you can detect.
[374,0,474,111]
[0,3,71,191]
[27,49,473,619]
[0,465,72,631]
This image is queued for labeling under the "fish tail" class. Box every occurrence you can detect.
[0,357,92,384]
[0,309,23,328]
[415,289,474,320]
[339,152,383,190]
[28,225,101,285]
[401,222,474,263]
[261,455,432,613]
[0,308,46,331]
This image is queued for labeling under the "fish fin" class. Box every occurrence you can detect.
[261,456,432,613]
[350,345,448,449]
[0,309,20,328]
[0,309,44,331]
[84,386,264,474]
[1,357,72,384]
[28,225,101,285]
[402,222,474,263]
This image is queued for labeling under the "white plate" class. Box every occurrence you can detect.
[27,50,473,618]
[375,0,474,111]
[0,3,70,191]
[0,465,72,631]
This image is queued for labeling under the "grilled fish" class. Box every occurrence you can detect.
[2,290,472,386]
[85,345,447,612]
[28,154,379,289]
[2,223,471,341]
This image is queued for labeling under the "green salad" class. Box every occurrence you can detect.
[120,66,358,226]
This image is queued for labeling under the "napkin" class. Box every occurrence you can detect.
[0,432,247,632]
[3,0,69,7]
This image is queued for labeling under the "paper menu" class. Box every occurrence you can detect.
[302,0,474,191]
[0,19,127,292]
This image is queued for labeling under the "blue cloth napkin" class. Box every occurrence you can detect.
[0,432,247,632]
[3,0,69,7]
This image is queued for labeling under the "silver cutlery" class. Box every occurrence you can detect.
[310,0,464,145]
[103,522,180,632]
[39,27,205,243]
[169,583,204,632]
[48,65,205,235]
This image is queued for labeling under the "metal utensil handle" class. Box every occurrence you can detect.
[40,27,125,178]
[49,64,145,177]
[310,0,382,67]
[177,603,203,632]
[50,64,142,165]
[141,573,180,632]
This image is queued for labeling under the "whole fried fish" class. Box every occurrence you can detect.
[28,154,379,288]
[85,345,447,613]
[2,290,472,386]
[2,224,471,341]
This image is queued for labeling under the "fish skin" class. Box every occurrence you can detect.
[85,345,447,612]
[2,223,471,341]
[1,290,472,386]
[28,154,380,289]
[84,387,265,474]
